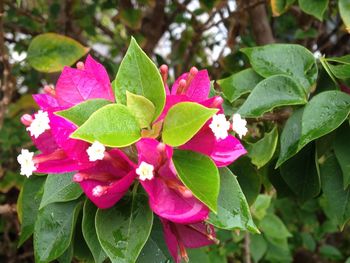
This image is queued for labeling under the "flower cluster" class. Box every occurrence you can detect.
[18,55,248,262]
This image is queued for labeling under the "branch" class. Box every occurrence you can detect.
[244,233,252,263]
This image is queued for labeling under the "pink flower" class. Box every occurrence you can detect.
[161,218,217,263]
[136,138,209,224]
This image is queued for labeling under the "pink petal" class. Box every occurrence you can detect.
[78,171,137,209]
[176,222,215,248]
[55,56,114,107]
[32,94,61,111]
[31,130,59,154]
[136,138,173,167]
[160,219,181,263]
[171,70,210,102]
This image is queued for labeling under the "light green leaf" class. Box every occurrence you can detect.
[298,0,328,20]
[82,200,107,263]
[241,44,317,92]
[162,102,218,147]
[56,99,111,126]
[248,126,278,168]
[34,200,82,263]
[327,63,350,79]
[250,234,268,263]
[251,194,272,221]
[113,37,165,119]
[40,173,82,209]
[260,214,292,239]
[217,68,263,102]
[207,167,259,233]
[27,33,89,73]
[71,104,141,147]
[299,91,350,150]
[172,150,220,213]
[339,0,350,33]
[334,124,350,188]
[18,176,46,247]
[271,0,296,16]
[238,75,307,118]
[276,107,304,168]
[126,91,155,128]
[96,191,153,263]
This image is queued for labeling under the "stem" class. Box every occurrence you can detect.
[244,233,252,263]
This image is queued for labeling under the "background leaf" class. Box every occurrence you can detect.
[298,0,328,21]
[339,0,350,33]
[333,124,350,188]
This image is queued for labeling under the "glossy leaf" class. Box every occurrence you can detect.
[113,37,165,119]
[96,191,153,263]
[34,200,82,263]
[299,91,350,150]
[298,0,328,20]
[280,144,320,202]
[56,99,111,126]
[248,126,278,169]
[126,91,155,128]
[172,150,220,213]
[18,176,46,246]
[339,0,350,33]
[276,107,304,167]
[82,199,107,263]
[162,102,218,146]
[27,33,89,73]
[207,167,259,233]
[40,173,82,209]
[241,44,317,92]
[334,124,350,188]
[71,104,141,147]
[320,155,350,230]
[238,75,307,118]
[217,68,263,102]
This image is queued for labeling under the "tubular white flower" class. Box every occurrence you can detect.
[26,110,50,138]
[232,113,248,139]
[17,149,36,177]
[87,141,106,162]
[209,114,230,140]
[136,161,154,181]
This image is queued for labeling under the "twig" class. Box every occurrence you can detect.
[244,233,252,263]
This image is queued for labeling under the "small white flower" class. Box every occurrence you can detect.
[136,161,154,181]
[87,141,106,162]
[92,185,104,197]
[17,149,36,177]
[209,114,231,140]
[26,110,50,138]
[231,113,248,138]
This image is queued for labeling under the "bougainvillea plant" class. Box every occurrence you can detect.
[17,37,258,263]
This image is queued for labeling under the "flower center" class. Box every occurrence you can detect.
[209,114,230,140]
[136,161,154,181]
[87,141,106,162]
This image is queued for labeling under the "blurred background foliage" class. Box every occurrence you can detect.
[1,0,350,262]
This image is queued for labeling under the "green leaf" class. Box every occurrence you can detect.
[18,176,46,246]
[238,75,307,118]
[207,167,259,233]
[96,191,153,263]
[58,243,74,263]
[299,91,350,150]
[241,44,317,92]
[327,63,350,79]
[34,200,82,263]
[162,102,218,146]
[280,144,320,202]
[251,194,272,221]
[320,155,350,230]
[260,214,292,239]
[217,68,263,102]
[319,245,343,261]
[120,9,142,30]
[82,200,107,263]
[298,0,328,20]
[126,91,155,128]
[250,234,268,263]
[71,104,141,147]
[339,0,350,33]
[113,37,165,120]
[55,99,111,126]
[172,150,220,213]
[276,107,304,167]
[248,126,278,168]
[271,0,295,16]
[334,124,350,188]
[27,33,89,73]
[40,173,82,209]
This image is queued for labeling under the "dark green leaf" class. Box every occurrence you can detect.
[251,194,272,221]
[238,75,307,118]
[40,173,82,209]
[250,234,268,263]
[298,0,328,20]
[71,104,141,147]
[260,214,292,239]
[27,33,89,73]
[334,124,350,188]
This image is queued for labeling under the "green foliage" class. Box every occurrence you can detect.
[126,91,155,128]
[298,0,329,21]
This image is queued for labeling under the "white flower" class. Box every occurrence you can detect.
[136,161,154,181]
[17,149,36,177]
[87,141,105,162]
[92,185,104,197]
[26,110,50,138]
[231,113,248,138]
[209,114,231,140]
